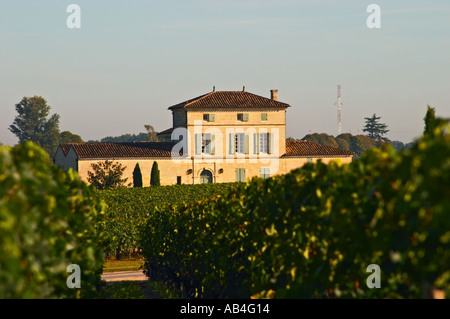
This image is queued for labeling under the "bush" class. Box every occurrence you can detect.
[97,183,238,258]
[150,161,160,186]
[142,123,450,298]
[0,142,107,298]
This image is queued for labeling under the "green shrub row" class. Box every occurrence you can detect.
[0,142,107,298]
[142,124,450,298]
[97,183,239,257]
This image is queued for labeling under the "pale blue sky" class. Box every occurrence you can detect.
[1,0,449,145]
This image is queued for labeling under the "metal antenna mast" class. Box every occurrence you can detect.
[337,85,342,135]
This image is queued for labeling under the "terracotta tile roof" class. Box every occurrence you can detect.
[157,128,174,135]
[168,91,290,110]
[60,143,72,155]
[285,140,354,157]
[60,142,181,159]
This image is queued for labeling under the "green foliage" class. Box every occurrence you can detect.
[144,125,160,142]
[100,282,146,299]
[9,96,61,156]
[150,161,160,186]
[96,183,238,258]
[302,132,411,157]
[0,142,107,299]
[133,163,143,188]
[89,133,149,143]
[142,123,450,299]
[363,113,389,142]
[60,131,83,143]
[87,160,130,190]
[424,105,437,136]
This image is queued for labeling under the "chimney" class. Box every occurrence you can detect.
[271,89,278,101]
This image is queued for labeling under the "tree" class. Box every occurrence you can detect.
[150,161,160,186]
[133,163,143,188]
[60,131,83,143]
[144,125,160,142]
[362,114,389,142]
[87,160,130,190]
[9,96,60,156]
[423,105,437,136]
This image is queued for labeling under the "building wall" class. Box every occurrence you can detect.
[54,146,78,171]
[172,109,187,128]
[76,155,353,186]
[185,108,287,158]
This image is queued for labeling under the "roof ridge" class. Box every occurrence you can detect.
[184,91,215,107]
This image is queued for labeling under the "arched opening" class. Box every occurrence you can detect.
[200,169,213,184]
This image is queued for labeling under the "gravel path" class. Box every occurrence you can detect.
[101,270,147,282]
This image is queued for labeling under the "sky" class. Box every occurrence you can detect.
[1,0,449,146]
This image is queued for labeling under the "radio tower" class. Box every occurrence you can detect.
[337,85,342,135]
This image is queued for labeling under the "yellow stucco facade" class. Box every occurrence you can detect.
[55,90,354,186]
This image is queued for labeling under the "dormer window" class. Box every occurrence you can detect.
[261,113,267,121]
[203,114,215,122]
[237,113,249,122]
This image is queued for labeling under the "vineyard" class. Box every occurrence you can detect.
[141,124,450,298]
[1,124,449,299]
[96,183,239,258]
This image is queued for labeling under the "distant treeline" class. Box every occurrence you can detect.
[297,133,414,157]
[87,132,149,143]
[87,132,412,157]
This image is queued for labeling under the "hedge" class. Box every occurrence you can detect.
[142,124,450,298]
[0,142,107,298]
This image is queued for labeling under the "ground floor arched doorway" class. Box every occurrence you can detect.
[200,169,213,184]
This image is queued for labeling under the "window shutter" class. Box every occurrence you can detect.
[242,168,246,181]
[268,132,275,154]
[261,113,267,121]
[211,134,215,155]
[229,133,235,154]
[254,133,259,154]
[245,134,250,154]
[209,114,215,122]
[243,113,249,122]
[195,134,202,155]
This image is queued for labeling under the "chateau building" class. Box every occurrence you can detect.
[54,89,354,186]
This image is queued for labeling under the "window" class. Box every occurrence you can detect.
[259,133,268,154]
[235,133,244,154]
[203,114,215,122]
[260,168,270,179]
[307,158,313,163]
[202,133,211,154]
[236,168,246,182]
[229,133,249,155]
[254,132,274,154]
[237,113,249,122]
[177,176,182,185]
[195,134,215,155]
[261,113,267,121]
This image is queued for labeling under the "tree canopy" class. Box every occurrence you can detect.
[133,163,143,188]
[60,131,83,143]
[9,96,60,156]
[145,125,160,142]
[87,160,130,190]
[301,132,412,157]
[362,114,389,142]
[423,105,437,136]
[150,161,160,186]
